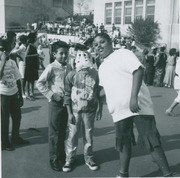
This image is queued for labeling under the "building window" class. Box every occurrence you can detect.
[53,0,62,7]
[146,0,155,20]
[135,0,143,19]
[114,2,122,24]
[105,3,112,25]
[124,1,132,24]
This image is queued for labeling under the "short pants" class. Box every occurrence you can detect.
[114,115,161,151]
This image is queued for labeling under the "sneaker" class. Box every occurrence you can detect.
[85,158,99,171]
[50,159,61,172]
[22,94,27,99]
[116,171,129,178]
[165,110,176,117]
[62,161,74,172]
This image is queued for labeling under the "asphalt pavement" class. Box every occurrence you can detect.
[1,49,180,178]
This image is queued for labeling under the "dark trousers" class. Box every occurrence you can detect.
[1,93,21,146]
[49,101,68,161]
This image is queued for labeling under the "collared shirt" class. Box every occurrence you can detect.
[36,60,69,101]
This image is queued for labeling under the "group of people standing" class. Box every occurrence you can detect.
[141,45,178,88]
[1,30,179,177]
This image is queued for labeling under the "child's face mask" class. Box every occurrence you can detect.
[75,50,93,71]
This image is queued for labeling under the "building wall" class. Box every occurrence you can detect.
[93,0,179,49]
[3,0,73,30]
[0,0,5,34]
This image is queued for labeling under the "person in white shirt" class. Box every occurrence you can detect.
[0,38,29,151]
[36,40,71,172]
[12,35,27,98]
[166,51,180,116]
[93,33,172,177]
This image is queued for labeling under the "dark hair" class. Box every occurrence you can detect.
[52,40,69,53]
[0,38,10,52]
[176,51,179,57]
[7,31,16,40]
[131,46,136,51]
[169,48,176,56]
[84,37,93,47]
[160,46,166,52]
[143,48,149,55]
[93,33,111,43]
[27,32,37,43]
[19,35,27,44]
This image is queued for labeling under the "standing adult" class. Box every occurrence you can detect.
[153,46,167,87]
[24,32,39,100]
[144,47,157,86]
[163,48,177,88]
[93,33,172,177]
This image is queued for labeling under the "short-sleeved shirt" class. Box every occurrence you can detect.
[0,59,22,95]
[98,49,154,122]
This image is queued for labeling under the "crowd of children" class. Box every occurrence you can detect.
[1,30,179,177]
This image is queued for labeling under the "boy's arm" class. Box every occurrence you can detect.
[0,53,7,80]
[96,86,104,120]
[36,66,54,100]
[130,66,143,113]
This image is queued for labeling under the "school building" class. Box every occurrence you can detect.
[94,0,179,49]
[0,0,74,33]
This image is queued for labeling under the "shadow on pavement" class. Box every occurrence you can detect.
[14,127,48,149]
[21,106,42,114]
[143,163,180,177]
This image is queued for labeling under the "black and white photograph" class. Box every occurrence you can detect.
[0,0,180,177]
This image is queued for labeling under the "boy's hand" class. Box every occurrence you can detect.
[96,108,102,120]
[19,96,24,107]
[52,93,62,102]
[68,113,76,125]
[130,97,141,113]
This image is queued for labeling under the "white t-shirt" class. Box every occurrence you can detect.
[0,59,22,95]
[98,49,154,122]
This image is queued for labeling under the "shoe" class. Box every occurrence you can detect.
[22,94,27,99]
[165,110,176,117]
[11,137,29,145]
[116,171,129,177]
[85,158,99,171]
[26,96,34,101]
[2,143,15,151]
[62,161,74,172]
[50,159,61,171]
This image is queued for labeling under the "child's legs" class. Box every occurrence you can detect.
[115,117,134,175]
[30,81,35,96]
[10,93,22,141]
[22,79,26,95]
[65,112,82,162]
[58,107,68,161]
[134,115,171,176]
[48,101,67,161]
[27,81,30,96]
[1,95,11,145]
[81,111,96,162]
[167,90,180,112]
